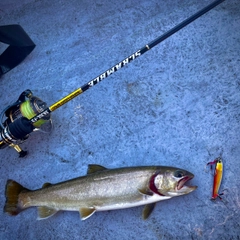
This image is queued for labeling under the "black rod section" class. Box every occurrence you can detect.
[144,0,225,51]
[81,0,225,91]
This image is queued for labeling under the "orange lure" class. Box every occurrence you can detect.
[207,157,223,200]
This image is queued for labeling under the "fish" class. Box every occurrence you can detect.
[207,157,223,200]
[4,164,197,220]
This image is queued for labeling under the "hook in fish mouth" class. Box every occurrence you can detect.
[177,176,197,193]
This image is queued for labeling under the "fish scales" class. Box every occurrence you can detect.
[4,165,197,220]
[19,167,157,209]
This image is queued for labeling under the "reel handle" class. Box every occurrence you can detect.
[11,144,28,158]
[0,117,35,157]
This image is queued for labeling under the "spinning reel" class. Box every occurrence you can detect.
[0,90,51,157]
[0,0,224,157]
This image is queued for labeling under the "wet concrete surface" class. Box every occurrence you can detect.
[0,0,240,239]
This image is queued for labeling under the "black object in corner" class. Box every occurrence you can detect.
[0,24,35,76]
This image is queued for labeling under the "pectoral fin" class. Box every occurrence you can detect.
[142,203,156,220]
[138,188,153,196]
[158,190,171,196]
[87,164,108,174]
[79,207,96,220]
[37,206,58,220]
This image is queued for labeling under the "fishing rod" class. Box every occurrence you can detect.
[0,0,225,157]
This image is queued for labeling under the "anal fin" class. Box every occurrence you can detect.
[79,207,96,220]
[37,206,58,220]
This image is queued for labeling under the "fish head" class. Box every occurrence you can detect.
[152,167,197,197]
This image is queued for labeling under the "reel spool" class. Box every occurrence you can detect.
[0,90,51,157]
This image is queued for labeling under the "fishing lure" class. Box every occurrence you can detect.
[207,157,224,200]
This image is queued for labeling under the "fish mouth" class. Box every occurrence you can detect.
[177,175,197,193]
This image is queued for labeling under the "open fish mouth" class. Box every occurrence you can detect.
[177,176,197,193]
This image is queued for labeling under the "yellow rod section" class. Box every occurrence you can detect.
[49,88,83,112]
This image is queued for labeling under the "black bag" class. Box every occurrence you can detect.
[0,24,35,76]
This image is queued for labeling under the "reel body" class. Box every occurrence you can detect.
[0,90,51,157]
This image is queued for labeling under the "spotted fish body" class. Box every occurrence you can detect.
[4,165,197,220]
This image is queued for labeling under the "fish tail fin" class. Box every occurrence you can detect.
[4,180,29,216]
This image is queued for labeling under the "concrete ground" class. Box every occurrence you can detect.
[0,0,240,239]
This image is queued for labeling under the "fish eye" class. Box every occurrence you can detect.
[174,170,184,178]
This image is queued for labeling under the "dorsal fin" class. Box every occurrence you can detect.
[87,164,108,174]
[37,206,58,220]
[42,182,52,188]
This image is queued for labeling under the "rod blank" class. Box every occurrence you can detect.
[30,0,225,124]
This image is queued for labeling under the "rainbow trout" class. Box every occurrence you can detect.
[4,165,197,220]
